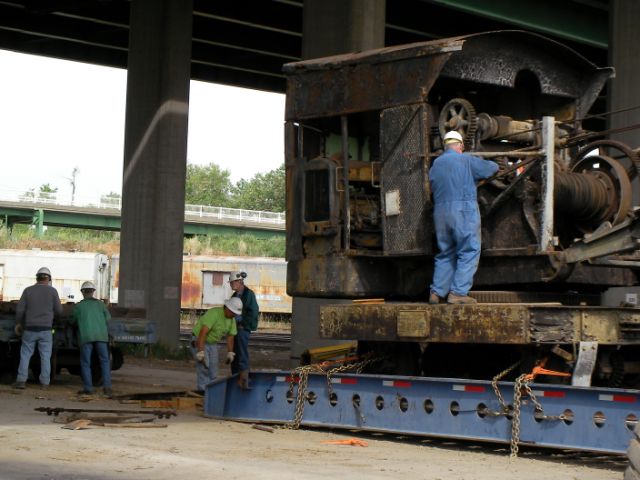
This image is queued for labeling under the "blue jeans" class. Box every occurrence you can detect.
[231,328,250,374]
[191,337,218,391]
[80,341,112,392]
[16,329,53,385]
[430,201,482,297]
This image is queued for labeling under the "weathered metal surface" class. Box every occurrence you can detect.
[287,257,432,298]
[180,256,290,313]
[320,303,640,345]
[111,254,291,314]
[438,32,612,120]
[380,103,433,255]
[284,30,637,299]
[284,41,458,121]
[321,303,528,344]
[284,31,612,121]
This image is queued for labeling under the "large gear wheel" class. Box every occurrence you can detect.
[438,98,478,149]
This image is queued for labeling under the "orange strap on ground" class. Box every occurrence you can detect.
[318,355,361,369]
[524,365,572,382]
[321,438,369,447]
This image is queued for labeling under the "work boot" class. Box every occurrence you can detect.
[237,370,250,390]
[447,292,477,304]
[40,384,49,391]
[77,389,93,395]
[12,381,26,390]
[428,291,443,305]
[103,388,113,398]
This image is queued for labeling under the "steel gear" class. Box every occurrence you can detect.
[438,98,478,149]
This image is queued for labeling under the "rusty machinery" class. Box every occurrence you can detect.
[283,31,640,386]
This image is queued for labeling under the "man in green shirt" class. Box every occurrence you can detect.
[191,297,241,392]
[69,281,112,397]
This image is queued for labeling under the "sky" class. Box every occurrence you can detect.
[0,49,285,205]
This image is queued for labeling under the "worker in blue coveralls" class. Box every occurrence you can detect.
[429,130,499,305]
[228,271,260,389]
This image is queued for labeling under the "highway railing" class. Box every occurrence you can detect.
[0,188,286,226]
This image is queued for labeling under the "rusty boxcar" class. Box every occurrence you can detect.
[109,254,290,314]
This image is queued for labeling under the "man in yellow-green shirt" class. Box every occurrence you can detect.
[191,297,241,392]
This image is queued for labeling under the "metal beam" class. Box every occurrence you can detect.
[205,371,639,454]
[425,0,608,48]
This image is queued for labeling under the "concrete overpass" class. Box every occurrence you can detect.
[0,0,637,345]
[0,200,285,239]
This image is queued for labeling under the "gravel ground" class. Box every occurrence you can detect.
[0,357,626,480]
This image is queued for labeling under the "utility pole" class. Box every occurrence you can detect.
[67,167,79,204]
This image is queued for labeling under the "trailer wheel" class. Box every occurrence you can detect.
[110,346,124,371]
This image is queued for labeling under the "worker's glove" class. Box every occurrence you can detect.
[14,324,23,337]
[226,351,236,365]
[196,350,210,369]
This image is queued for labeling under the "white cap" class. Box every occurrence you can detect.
[36,267,51,277]
[228,271,247,283]
[224,297,243,315]
[443,130,464,145]
[81,281,96,291]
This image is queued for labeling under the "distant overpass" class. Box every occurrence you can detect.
[0,191,284,239]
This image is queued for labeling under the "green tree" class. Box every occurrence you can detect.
[185,163,233,206]
[230,164,285,212]
[100,191,121,208]
[38,183,58,201]
[39,183,58,193]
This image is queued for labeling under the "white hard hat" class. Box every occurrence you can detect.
[81,281,96,291]
[228,271,247,283]
[224,297,243,315]
[36,267,51,277]
[443,130,464,145]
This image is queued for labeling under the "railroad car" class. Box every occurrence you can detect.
[0,249,290,315]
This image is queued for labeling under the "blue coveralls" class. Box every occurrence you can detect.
[429,149,499,298]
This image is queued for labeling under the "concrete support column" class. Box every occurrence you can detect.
[608,0,640,147]
[290,0,386,363]
[302,0,386,59]
[119,0,193,345]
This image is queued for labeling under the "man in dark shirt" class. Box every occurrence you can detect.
[229,271,260,389]
[13,267,62,389]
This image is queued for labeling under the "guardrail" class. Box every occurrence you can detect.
[0,187,286,226]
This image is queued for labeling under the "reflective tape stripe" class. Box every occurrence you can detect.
[531,390,566,398]
[331,378,358,385]
[599,394,636,403]
[453,385,486,393]
[383,380,411,388]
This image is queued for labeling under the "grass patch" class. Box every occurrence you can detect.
[0,225,285,258]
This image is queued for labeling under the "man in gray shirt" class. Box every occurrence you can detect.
[13,266,62,389]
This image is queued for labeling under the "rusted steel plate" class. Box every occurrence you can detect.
[320,303,640,345]
[285,53,454,121]
[320,303,529,344]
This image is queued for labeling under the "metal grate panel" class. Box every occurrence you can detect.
[380,104,432,255]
